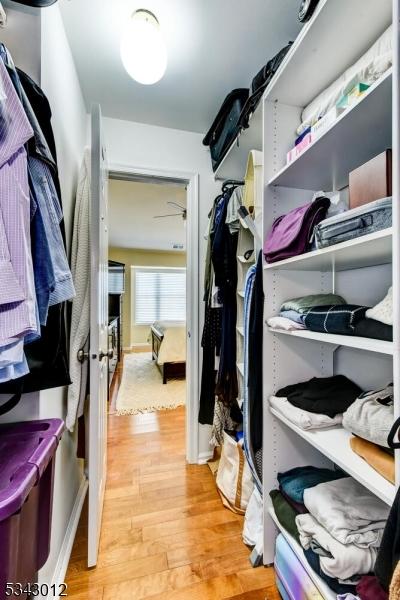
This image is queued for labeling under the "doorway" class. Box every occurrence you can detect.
[107,167,199,463]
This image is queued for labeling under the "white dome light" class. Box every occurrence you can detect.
[120,9,167,85]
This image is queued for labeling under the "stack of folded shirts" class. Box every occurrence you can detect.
[343,384,395,483]
[297,477,389,590]
[273,375,362,423]
[355,287,393,342]
[267,293,346,331]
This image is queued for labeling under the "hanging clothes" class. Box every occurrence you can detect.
[248,251,264,454]
[67,149,91,432]
[0,45,73,401]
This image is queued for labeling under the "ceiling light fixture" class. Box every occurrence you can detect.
[120,9,167,85]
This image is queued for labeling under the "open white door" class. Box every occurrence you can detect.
[88,104,109,567]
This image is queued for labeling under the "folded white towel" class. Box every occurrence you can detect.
[267,316,306,331]
[296,513,377,583]
[269,396,342,430]
[303,477,389,549]
[366,286,393,326]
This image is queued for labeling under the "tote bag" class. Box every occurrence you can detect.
[216,431,254,515]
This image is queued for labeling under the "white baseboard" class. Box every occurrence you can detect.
[198,450,213,464]
[47,476,88,598]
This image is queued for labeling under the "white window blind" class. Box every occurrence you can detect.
[133,267,186,324]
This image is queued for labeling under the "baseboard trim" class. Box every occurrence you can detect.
[47,476,88,597]
[198,450,213,464]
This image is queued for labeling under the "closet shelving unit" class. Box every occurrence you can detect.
[259,1,398,598]
[236,221,255,404]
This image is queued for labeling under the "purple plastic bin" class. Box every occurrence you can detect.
[0,419,64,600]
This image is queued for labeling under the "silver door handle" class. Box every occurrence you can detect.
[98,350,108,361]
[77,349,89,363]
[107,349,114,359]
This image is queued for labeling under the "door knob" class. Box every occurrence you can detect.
[98,350,108,361]
[107,349,114,359]
[77,349,89,363]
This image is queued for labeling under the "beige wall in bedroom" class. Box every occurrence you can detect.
[109,247,186,347]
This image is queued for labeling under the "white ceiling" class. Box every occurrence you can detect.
[109,179,187,252]
[60,0,302,133]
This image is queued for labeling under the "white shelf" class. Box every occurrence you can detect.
[268,507,336,600]
[237,290,245,298]
[237,362,244,377]
[270,407,395,506]
[268,70,392,190]
[264,228,393,272]
[236,326,244,337]
[267,328,393,356]
[213,101,263,181]
[264,0,392,107]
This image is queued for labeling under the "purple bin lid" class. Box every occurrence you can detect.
[0,419,64,522]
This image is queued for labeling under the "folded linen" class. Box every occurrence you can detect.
[354,318,393,341]
[303,477,389,549]
[350,436,395,484]
[267,316,306,331]
[279,309,306,324]
[270,489,301,543]
[278,465,347,504]
[303,305,368,335]
[296,513,378,582]
[279,489,308,514]
[276,375,362,418]
[281,293,346,314]
[366,287,393,326]
[343,385,394,447]
[270,395,343,429]
[304,548,358,595]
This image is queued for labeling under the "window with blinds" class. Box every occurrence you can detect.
[133,267,186,324]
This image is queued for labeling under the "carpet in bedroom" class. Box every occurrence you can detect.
[116,352,186,415]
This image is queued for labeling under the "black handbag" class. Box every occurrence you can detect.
[298,0,320,22]
[10,0,58,6]
[239,42,293,130]
[203,88,249,172]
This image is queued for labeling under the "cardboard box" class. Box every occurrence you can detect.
[349,150,392,209]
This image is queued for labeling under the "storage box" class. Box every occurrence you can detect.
[0,419,64,599]
[311,106,344,141]
[287,134,312,164]
[349,150,392,209]
[337,82,370,110]
[274,534,324,599]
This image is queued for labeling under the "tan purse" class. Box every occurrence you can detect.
[216,431,254,515]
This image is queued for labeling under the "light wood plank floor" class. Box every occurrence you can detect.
[66,380,280,599]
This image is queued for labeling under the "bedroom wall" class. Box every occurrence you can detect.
[109,247,186,347]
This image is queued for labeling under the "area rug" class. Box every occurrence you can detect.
[116,352,186,415]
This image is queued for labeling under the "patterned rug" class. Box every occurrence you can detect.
[116,352,186,415]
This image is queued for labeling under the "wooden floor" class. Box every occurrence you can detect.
[66,375,280,599]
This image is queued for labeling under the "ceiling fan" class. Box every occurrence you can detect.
[154,201,187,220]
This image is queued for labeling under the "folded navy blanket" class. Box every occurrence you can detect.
[304,304,369,335]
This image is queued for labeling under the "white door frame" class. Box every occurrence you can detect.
[108,162,200,464]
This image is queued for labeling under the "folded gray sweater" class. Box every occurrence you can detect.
[342,384,393,448]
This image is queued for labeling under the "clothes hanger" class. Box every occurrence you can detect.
[222,179,244,192]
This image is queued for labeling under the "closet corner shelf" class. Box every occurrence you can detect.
[267,328,393,356]
[264,0,392,107]
[263,228,393,272]
[213,102,263,182]
[236,326,245,337]
[269,407,395,506]
[268,506,336,600]
[268,69,392,191]
[237,362,244,377]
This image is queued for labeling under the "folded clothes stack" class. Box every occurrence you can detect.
[343,384,395,483]
[267,287,393,342]
[269,375,362,430]
[270,467,390,598]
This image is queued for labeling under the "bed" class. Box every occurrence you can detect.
[150,321,186,384]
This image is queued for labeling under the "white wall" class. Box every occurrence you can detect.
[39,3,88,586]
[0,1,88,589]
[104,116,219,456]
